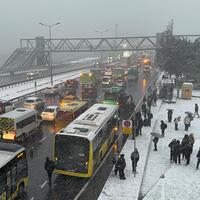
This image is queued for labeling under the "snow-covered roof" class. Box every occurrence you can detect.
[57,103,118,141]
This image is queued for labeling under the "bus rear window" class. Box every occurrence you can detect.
[55,135,89,173]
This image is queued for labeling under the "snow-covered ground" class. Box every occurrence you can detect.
[98,101,161,200]
[98,89,200,200]
[0,68,88,101]
[142,93,200,200]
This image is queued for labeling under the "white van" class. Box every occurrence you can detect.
[0,108,42,141]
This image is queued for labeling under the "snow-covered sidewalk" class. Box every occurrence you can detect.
[98,101,161,200]
[142,92,200,200]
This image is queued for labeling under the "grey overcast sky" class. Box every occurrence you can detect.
[0,0,200,53]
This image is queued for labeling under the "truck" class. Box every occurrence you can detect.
[112,67,126,88]
[127,66,138,81]
[64,79,78,95]
[80,72,97,100]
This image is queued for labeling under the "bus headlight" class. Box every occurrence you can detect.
[114,127,118,132]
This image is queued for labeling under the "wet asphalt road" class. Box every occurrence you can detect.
[15,69,158,200]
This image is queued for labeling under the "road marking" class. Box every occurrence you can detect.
[40,180,47,189]
[30,197,35,200]
[39,137,47,143]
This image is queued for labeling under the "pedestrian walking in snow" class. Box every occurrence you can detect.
[131,148,139,173]
[153,136,159,151]
[168,139,176,162]
[44,157,55,187]
[193,103,200,118]
[147,111,153,126]
[184,115,190,131]
[174,116,181,130]
[116,154,126,180]
[141,102,147,119]
[196,148,200,169]
[137,117,144,135]
[160,120,167,137]
[167,109,173,122]
[147,96,152,112]
[113,150,120,175]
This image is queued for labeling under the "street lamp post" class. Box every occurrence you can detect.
[39,22,60,85]
[95,29,109,66]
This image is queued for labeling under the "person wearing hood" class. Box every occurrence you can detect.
[116,154,126,180]
[131,148,140,173]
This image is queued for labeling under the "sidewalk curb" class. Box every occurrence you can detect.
[138,101,163,200]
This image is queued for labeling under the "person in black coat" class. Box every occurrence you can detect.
[147,111,153,126]
[167,110,173,122]
[194,103,200,118]
[153,136,159,151]
[160,120,167,137]
[168,139,176,162]
[131,148,139,173]
[181,134,189,159]
[196,148,200,169]
[116,154,126,179]
[44,157,55,186]
[141,102,147,119]
[137,118,144,135]
[184,144,193,165]
[174,140,181,164]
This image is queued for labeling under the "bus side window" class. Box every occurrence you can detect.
[0,172,6,197]
[17,153,28,179]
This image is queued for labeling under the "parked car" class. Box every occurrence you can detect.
[41,106,60,121]
[44,85,60,96]
[0,100,15,114]
[23,97,45,110]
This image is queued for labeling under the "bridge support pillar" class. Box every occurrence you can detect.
[36,37,46,65]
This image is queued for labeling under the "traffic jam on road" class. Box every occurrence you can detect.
[0,57,155,200]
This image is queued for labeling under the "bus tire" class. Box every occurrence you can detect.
[18,183,25,198]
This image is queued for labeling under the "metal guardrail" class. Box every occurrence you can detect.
[0,65,91,90]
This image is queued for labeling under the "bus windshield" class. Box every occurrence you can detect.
[55,135,89,173]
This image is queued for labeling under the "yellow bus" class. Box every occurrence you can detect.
[54,103,119,178]
[0,143,28,200]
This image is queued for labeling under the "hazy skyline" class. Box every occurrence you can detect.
[0,0,200,53]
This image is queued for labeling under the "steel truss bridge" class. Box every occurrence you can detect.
[2,34,200,72]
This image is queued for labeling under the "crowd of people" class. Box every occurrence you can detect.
[152,103,200,169]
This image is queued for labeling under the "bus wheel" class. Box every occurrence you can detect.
[18,183,25,198]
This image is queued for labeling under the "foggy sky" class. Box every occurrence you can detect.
[0,0,200,53]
